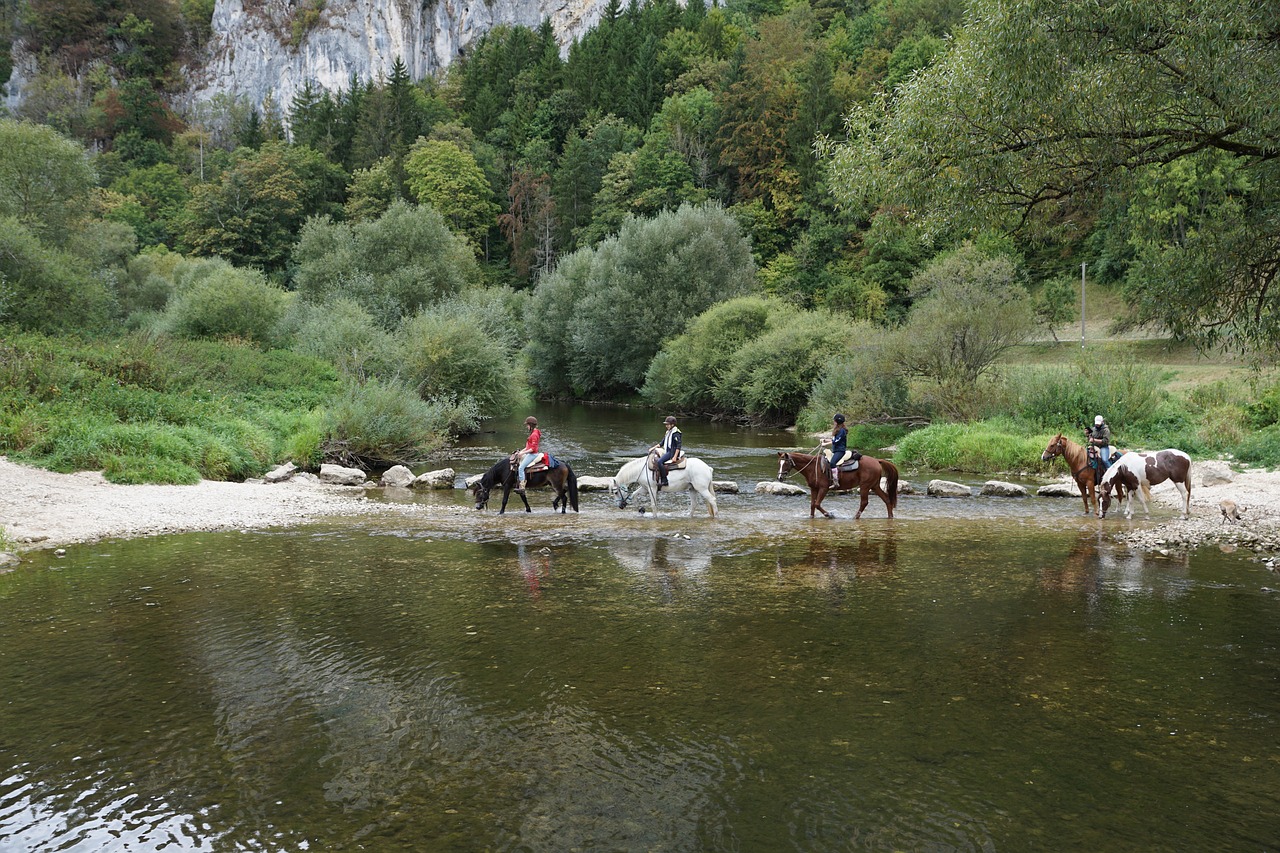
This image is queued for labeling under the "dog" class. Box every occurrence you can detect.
[1220,499,1246,524]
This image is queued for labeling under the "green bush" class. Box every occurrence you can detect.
[642,296,780,412]
[158,261,289,346]
[396,305,526,419]
[281,297,397,379]
[1006,357,1166,432]
[720,310,853,424]
[0,217,115,333]
[800,323,910,431]
[1232,424,1280,469]
[321,377,478,468]
[1246,380,1280,428]
[894,419,1054,473]
[292,201,480,328]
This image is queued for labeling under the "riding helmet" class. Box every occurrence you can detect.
[833,413,846,424]
[525,416,538,427]
[664,415,677,424]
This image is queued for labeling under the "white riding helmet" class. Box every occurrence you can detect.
[1094,415,1104,425]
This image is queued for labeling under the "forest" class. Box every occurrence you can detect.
[2,0,1279,483]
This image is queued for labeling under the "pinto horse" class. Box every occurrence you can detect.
[471,456,579,514]
[777,451,898,519]
[1099,449,1192,519]
[1040,433,1110,515]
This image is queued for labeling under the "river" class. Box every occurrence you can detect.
[1,404,1277,850]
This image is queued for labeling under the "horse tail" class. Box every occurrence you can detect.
[567,465,579,512]
[881,459,899,510]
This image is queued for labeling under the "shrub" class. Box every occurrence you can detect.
[158,261,288,346]
[642,296,779,412]
[321,377,476,468]
[281,297,397,379]
[1232,424,1280,469]
[800,323,910,431]
[0,216,114,333]
[894,420,1054,473]
[396,307,525,418]
[720,310,853,424]
[292,201,480,327]
[1005,357,1166,432]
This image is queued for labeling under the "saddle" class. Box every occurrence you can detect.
[648,449,686,472]
[821,449,862,472]
[509,451,556,474]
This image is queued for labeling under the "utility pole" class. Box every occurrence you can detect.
[1080,262,1087,349]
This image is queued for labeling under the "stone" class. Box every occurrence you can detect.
[712,480,739,494]
[465,473,485,489]
[927,479,972,498]
[380,465,415,488]
[1037,483,1081,497]
[981,480,1028,497]
[1194,460,1234,487]
[896,481,916,495]
[319,464,367,486]
[264,462,297,483]
[413,468,457,489]
[755,481,808,496]
[0,552,20,569]
[576,476,614,492]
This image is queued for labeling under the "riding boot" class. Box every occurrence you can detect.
[516,479,526,493]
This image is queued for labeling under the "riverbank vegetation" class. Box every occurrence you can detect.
[2,0,1279,481]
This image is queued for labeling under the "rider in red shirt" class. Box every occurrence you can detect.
[516,416,540,492]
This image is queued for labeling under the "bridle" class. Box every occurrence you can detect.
[780,448,822,478]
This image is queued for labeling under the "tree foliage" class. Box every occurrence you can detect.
[527,202,757,397]
[827,0,1280,353]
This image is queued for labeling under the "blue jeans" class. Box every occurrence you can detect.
[518,452,536,482]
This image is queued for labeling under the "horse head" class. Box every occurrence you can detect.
[610,477,630,509]
[1098,479,1113,517]
[1041,434,1066,462]
[471,481,491,510]
[776,451,795,480]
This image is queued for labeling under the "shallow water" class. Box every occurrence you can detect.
[2,406,1278,851]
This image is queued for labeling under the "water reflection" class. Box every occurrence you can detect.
[1039,532,1192,600]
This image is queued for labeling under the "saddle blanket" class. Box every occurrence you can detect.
[511,452,558,473]
[649,450,686,470]
[822,449,861,470]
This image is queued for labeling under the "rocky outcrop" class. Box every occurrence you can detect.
[576,475,614,491]
[320,463,367,485]
[1037,483,1080,497]
[712,480,738,494]
[380,464,416,487]
[755,481,807,496]
[412,467,456,489]
[186,0,612,114]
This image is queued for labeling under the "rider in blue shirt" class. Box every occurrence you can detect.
[821,414,849,487]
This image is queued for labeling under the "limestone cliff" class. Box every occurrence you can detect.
[194,0,609,111]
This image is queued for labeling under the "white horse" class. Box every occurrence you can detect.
[611,456,718,517]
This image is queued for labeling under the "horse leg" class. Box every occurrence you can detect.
[867,483,894,519]
[499,485,512,514]
[812,486,833,518]
[700,484,718,518]
[1140,483,1153,517]
[854,484,872,519]
[1079,478,1092,514]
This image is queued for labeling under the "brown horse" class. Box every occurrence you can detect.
[1041,433,1106,515]
[777,451,899,519]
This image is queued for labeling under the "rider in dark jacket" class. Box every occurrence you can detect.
[822,414,850,486]
[652,416,682,489]
[1086,415,1114,468]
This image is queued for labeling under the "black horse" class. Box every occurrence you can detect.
[471,456,579,514]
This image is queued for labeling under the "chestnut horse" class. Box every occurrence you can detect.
[1041,433,1109,515]
[777,451,898,519]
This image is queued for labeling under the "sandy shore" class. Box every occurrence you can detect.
[2,455,1279,564]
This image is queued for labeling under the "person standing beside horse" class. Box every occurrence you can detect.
[650,416,682,490]
[1086,415,1115,470]
[515,415,541,492]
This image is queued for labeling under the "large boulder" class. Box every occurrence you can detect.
[927,479,972,497]
[1037,482,1080,497]
[413,468,457,489]
[712,480,739,494]
[264,462,297,483]
[1194,460,1234,487]
[380,465,415,488]
[897,480,916,495]
[577,475,614,492]
[756,481,808,496]
[320,464,366,486]
[981,480,1028,497]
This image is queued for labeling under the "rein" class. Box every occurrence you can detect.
[787,447,823,476]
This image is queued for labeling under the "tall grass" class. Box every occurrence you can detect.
[0,330,339,483]
[893,419,1055,473]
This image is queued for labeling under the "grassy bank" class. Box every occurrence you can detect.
[0,330,339,484]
